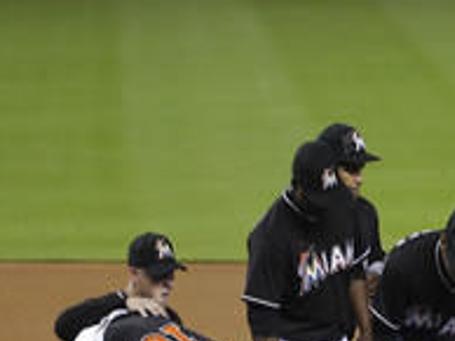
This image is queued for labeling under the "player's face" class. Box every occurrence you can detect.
[337,164,363,197]
[132,269,175,306]
[148,273,175,307]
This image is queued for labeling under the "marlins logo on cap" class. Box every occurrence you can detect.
[318,123,381,166]
[351,131,366,152]
[322,168,338,191]
[128,232,187,281]
[156,238,174,260]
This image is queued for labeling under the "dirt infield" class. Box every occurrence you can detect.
[0,263,249,341]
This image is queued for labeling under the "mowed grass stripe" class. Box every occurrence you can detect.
[116,0,312,260]
[1,0,454,260]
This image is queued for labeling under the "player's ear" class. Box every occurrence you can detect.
[127,266,142,292]
[294,185,305,201]
[441,232,448,250]
[128,266,140,280]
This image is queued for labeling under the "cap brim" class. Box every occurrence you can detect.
[363,152,381,163]
[145,260,187,281]
[305,185,352,209]
[344,152,380,167]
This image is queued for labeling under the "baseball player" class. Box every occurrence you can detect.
[103,310,212,341]
[54,232,214,341]
[318,123,384,284]
[371,210,455,341]
[318,123,385,337]
[242,140,373,341]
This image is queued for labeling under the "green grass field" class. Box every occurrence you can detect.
[1,0,455,260]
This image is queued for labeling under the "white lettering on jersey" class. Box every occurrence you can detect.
[298,239,354,295]
[405,306,455,336]
[405,307,434,330]
[439,317,455,336]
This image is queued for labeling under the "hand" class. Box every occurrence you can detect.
[125,297,169,318]
[366,273,380,298]
[356,330,373,341]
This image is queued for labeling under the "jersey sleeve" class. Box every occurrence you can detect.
[357,198,386,275]
[54,291,126,341]
[365,204,386,274]
[350,209,370,280]
[242,229,293,337]
[242,231,292,310]
[371,258,406,336]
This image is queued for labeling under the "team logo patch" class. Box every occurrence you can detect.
[156,239,174,259]
[321,168,338,190]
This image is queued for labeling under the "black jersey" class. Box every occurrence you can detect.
[242,190,369,341]
[357,196,385,272]
[104,313,214,341]
[55,291,128,341]
[54,291,181,341]
[371,230,455,341]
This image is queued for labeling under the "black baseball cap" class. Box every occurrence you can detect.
[445,210,455,272]
[128,232,187,281]
[318,123,380,167]
[292,140,351,208]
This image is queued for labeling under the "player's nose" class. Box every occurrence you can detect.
[354,173,362,186]
[163,278,174,290]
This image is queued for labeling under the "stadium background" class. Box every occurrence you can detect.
[1,0,455,340]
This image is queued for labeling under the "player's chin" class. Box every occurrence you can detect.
[351,186,360,197]
[158,291,171,306]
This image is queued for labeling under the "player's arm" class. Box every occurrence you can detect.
[54,291,127,341]
[242,233,291,339]
[364,205,386,298]
[349,254,373,340]
[246,303,283,341]
[367,205,386,267]
[350,213,373,341]
[349,275,373,341]
[371,258,406,341]
[55,291,170,341]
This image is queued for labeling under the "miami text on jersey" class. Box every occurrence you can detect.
[405,306,455,337]
[298,239,355,294]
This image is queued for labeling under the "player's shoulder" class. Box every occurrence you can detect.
[387,229,440,266]
[109,313,166,329]
[106,314,192,341]
[104,313,137,341]
[166,306,182,325]
[250,192,298,238]
[356,196,378,215]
